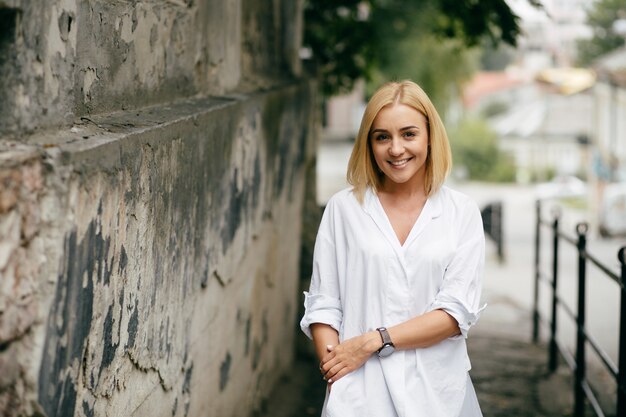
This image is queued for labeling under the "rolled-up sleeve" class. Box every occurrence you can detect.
[300,203,343,339]
[428,201,486,339]
[300,292,342,339]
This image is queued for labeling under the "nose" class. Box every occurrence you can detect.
[389,136,404,156]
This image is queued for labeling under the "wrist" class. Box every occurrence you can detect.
[364,330,383,354]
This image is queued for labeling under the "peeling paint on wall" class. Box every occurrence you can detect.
[219,353,231,391]
[0,81,314,417]
[38,227,96,417]
[82,67,99,102]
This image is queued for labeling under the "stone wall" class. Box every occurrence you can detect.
[0,1,317,416]
[0,0,303,135]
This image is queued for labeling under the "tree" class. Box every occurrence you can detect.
[577,0,626,66]
[366,2,479,112]
[303,0,538,97]
[367,31,479,114]
[448,119,516,182]
[303,1,376,96]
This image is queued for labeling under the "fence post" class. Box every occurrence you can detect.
[549,209,560,373]
[495,202,504,262]
[533,200,541,343]
[617,247,626,417]
[574,223,588,417]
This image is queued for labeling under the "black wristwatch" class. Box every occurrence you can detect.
[376,327,395,358]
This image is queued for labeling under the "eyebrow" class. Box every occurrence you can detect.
[370,125,420,134]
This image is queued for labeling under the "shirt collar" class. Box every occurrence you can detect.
[363,186,444,219]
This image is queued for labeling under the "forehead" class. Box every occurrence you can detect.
[372,104,427,128]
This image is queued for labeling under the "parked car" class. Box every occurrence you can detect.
[535,175,587,200]
[599,183,626,237]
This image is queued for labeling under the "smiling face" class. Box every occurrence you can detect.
[369,103,429,191]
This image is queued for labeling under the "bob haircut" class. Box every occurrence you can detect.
[347,80,452,203]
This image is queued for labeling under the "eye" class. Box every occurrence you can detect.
[374,133,389,141]
[403,130,417,138]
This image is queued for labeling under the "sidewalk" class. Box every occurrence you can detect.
[466,301,576,417]
[257,299,581,417]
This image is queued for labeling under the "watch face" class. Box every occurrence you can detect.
[378,344,394,358]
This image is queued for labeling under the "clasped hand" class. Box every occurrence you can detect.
[319,331,380,388]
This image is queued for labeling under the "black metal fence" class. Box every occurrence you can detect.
[481,201,504,263]
[533,200,626,417]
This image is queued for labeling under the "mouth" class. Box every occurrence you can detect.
[388,157,413,167]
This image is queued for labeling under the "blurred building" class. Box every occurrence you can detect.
[507,0,594,71]
[462,70,593,183]
[590,47,626,235]
[593,47,626,182]
[462,71,528,115]
[493,88,593,182]
[323,80,366,142]
[453,1,597,183]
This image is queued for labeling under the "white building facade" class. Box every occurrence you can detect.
[593,48,626,182]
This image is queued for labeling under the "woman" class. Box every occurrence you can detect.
[300,80,485,417]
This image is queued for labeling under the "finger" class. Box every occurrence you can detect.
[325,362,346,381]
[321,350,336,366]
[326,344,334,352]
[322,364,344,381]
[321,354,341,375]
[327,366,351,384]
[325,351,350,370]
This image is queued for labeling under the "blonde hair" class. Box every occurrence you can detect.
[347,80,451,203]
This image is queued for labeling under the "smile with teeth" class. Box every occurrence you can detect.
[389,157,413,166]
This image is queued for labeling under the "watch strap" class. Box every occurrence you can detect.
[376,327,393,347]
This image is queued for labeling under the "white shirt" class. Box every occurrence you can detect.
[300,186,486,417]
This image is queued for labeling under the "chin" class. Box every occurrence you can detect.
[385,175,412,184]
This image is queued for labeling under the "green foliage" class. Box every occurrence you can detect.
[366,3,481,113]
[434,0,520,46]
[367,33,479,114]
[303,1,377,96]
[576,0,626,66]
[528,166,557,183]
[303,0,527,97]
[448,119,516,182]
[480,100,509,118]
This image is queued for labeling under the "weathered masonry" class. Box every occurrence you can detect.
[0,1,317,416]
